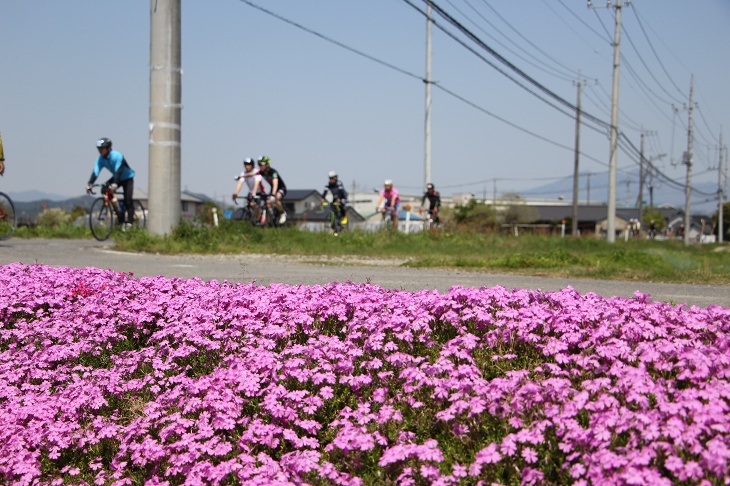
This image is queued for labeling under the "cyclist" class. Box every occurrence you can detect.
[257,156,288,224]
[320,170,348,226]
[232,157,265,203]
[419,182,441,224]
[375,179,400,230]
[85,138,136,229]
[0,131,5,176]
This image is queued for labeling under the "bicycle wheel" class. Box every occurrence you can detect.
[89,198,114,241]
[132,200,147,229]
[0,192,16,240]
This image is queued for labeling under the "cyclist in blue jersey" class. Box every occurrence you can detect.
[85,138,136,228]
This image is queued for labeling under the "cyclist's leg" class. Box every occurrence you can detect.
[103,179,122,224]
[121,178,134,225]
[391,203,399,229]
[276,189,287,224]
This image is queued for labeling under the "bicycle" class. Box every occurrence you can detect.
[233,195,267,226]
[260,196,285,228]
[378,206,397,231]
[88,184,146,241]
[0,191,16,240]
[420,207,440,231]
[322,199,347,235]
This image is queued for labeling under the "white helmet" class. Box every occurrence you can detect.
[328,171,337,178]
[384,179,393,186]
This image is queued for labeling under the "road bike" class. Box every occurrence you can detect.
[88,184,146,241]
[379,206,397,231]
[0,191,16,240]
[233,195,267,226]
[322,199,347,235]
[420,207,440,231]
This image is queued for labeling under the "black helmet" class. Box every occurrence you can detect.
[243,157,255,167]
[96,137,112,149]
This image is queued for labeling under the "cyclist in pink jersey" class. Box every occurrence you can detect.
[375,179,400,230]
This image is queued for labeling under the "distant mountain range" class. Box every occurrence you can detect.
[5,170,723,223]
[7,193,96,223]
[516,170,720,212]
[5,190,72,203]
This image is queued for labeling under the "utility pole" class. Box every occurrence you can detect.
[683,75,694,246]
[571,74,582,237]
[148,0,182,236]
[718,131,724,243]
[423,2,433,190]
[588,0,626,242]
[645,152,666,209]
[637,130,645,224]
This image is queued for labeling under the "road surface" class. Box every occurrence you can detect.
[1,238,728,308]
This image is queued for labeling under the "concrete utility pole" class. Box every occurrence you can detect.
[423,2,433,190]
[607,0,623,243]
[683,75,694,246]
[571,74,582,237]
[588,0,626,242]
[637,130,645,224]
[148,0,182,236]
[718,131,724,243]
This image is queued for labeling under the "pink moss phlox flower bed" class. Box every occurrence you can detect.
[1,263,729,485]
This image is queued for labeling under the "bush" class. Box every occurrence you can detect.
[36,208,70,227]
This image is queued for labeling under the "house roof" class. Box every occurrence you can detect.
[283,189,320,201]
[529,204,684,224]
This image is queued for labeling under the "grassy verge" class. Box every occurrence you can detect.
[104,221,730,285]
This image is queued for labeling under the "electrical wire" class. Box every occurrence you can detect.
[630,4,686,99]
[236,0,719,199]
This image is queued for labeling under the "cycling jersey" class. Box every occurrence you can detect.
[322,179,348,203]
[88,150,135,185]
[237,170,266,196]
[421,190,441,211]
[260,166,287,195]
[380,187,400,207]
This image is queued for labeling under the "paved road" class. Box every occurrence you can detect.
[1,238,728,308]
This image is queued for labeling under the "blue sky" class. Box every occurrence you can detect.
[2,1,729,212]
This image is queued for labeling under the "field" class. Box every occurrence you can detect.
[101,221,730,286]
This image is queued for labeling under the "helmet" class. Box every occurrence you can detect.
[384,179,393,186]
[243,157,255,166]
[96,137,112,149]
[426,183,434,191]
[328,171,337,178]
[258,156,270,165]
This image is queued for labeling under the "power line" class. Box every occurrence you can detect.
[441,0,575,82]
[629,5,686,99]
[620,24,685,106]
[237,0,719,198]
